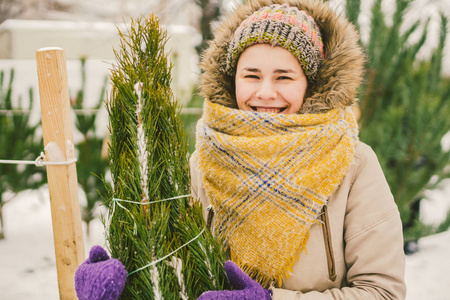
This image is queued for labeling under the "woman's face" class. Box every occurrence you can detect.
[235,44,307,114]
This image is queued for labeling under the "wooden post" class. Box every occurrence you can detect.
[36,47,85,299]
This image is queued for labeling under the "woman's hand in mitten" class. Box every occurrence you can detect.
[197,260,272,300]
[75,245,127,300]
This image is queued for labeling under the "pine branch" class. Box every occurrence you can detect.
[104,14,229,299]
[0,69,45,240]
[350,0,450,240]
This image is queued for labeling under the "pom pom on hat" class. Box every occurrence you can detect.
[75,245,127,300]
[226,4,324,81]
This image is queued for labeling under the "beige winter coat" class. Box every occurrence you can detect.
[190,141,406,299]
[194,0,406,298]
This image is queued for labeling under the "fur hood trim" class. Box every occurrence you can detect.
[198,0,365,114]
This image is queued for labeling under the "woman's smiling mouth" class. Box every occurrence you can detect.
[250,106,288,113]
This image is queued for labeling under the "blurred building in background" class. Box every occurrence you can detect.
[0,0,215,133]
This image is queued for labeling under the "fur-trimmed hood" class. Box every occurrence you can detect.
[198,0,365,114]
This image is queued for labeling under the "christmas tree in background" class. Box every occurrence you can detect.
[71,58,110,238]
[346,0,450,247]
[0,69,45,240]
[104,15,229,298]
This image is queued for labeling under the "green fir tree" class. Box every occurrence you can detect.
[194,0,222,56]
[72,58,110,238]
[345,0,450,243]
[0,69,45,239]
[104,15,229,299]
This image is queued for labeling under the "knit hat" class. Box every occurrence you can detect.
[226,4,324,81]
[75,245,127,300]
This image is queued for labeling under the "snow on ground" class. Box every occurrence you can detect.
[405,230,450,299]
[0,186,449,300]
[0,188,106,299]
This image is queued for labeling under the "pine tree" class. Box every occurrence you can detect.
[104,15,229,299]
[194,0,222,56]
[0,69,45,239]
[72,58,110,238]
[345,0,450,244]
[180,92,204,154]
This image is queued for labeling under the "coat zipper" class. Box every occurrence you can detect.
[321,205,337,282]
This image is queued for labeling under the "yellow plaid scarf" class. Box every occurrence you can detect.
[195,100,359,287]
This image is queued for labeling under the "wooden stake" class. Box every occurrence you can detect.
[36,47,85,300]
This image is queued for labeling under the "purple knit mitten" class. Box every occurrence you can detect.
[197,260,272,300]
[75,245,127,300]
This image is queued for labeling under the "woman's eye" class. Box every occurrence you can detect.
[278,76,292,80]
[245,74,259,79]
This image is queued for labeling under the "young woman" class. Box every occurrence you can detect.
[192,0,406,299]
